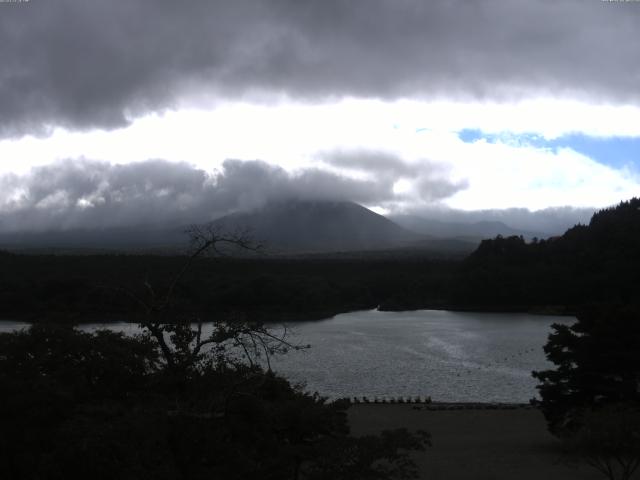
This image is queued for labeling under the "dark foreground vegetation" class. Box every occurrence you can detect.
[1,198,639,479]
[0,323,429,480]
[533,304,640,480]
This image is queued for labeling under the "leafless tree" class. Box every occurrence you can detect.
[117,224,305,373]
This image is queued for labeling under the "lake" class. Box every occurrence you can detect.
[0,309,573,403]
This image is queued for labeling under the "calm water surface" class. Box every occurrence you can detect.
[0,309,573,402]
[270,309,573,402]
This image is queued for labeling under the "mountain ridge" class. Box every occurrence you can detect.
[211,199,421,253]
[390,214,547,241]
[0,199,532,256]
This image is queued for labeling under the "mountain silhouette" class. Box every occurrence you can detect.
[0,200,485,255]
[211,200,421,253]
[390,214,545,241]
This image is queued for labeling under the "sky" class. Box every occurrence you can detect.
[1,0,639,234]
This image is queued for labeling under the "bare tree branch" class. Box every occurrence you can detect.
[112,223,306,378]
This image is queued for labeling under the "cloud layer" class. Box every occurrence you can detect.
[402,204,596,237]
[2,0,639,136]
[0,157,467,233]
[318,149,469,203]
[0,157,603,236]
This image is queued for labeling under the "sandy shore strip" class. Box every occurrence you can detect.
[348,405,606,480]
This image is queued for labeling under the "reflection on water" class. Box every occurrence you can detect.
[269,309,573,402]
[0,309,573,402]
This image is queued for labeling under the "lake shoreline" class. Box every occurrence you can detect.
[2,303,576,325]
[347,400,536,409]
[379,302,576,317]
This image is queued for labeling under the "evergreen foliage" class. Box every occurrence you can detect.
[457,197,640,310]
[533,305,640,434]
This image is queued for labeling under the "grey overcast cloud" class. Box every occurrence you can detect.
[0,0,639,234]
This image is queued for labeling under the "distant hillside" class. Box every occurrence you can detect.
[212,200,421,253]
[390,214,544,241]
[454,197,640,310]
[0,200,476,256]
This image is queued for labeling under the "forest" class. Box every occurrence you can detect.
[1,198,638,322]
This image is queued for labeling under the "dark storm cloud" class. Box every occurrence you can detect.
[0,158,598,236]
[0,159,212,232]
[209,158,398,212]
[0,157,464,232]
[1,0,639,137]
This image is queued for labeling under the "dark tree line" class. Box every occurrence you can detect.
[0,252,456,322]
[455,198,640,311]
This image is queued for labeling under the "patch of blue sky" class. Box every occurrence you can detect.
[457,129,640,170]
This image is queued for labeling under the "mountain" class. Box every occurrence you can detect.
[0,200,420,254]
[389,214,545,241]
[0,200,487,256]
[211,200,421,253]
